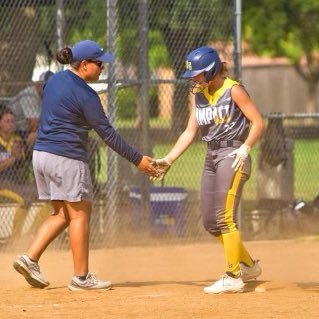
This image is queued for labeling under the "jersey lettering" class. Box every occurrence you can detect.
[195,78,249,142]
[223,121,236,133]
[196,104,230,125]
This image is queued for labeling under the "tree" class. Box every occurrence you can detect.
[148,0,233,132]
[0,4,43,96]
[80,0,233,132]
[1,0,234,127]
[243,0,319,113]
[0,0,87,96]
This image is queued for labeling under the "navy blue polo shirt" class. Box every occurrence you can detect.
[34,70,142,166]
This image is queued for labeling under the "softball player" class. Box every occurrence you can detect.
[13,40,159,291]
[153,47,264,293]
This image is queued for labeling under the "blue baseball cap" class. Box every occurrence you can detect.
[71,40,114,63]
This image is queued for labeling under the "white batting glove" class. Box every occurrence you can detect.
[227,144,251,171]
[150,157,172,182]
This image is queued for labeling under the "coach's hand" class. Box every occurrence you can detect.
[227,144,251,171]
[150,157,172,181]
[138,156,160,177]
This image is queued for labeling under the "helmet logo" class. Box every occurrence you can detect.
[185,60,192,70]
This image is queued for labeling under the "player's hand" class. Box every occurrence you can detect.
[137,155,160,177]
[227,144,250,171]
[150,157,172,182]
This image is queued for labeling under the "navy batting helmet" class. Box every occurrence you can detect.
[182,47,222,82]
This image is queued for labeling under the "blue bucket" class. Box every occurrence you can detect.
[129,186,187,236]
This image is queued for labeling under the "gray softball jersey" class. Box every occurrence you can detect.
[194,78,249,143]
[196,78,251,236]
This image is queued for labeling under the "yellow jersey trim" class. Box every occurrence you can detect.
[203,78,239,106]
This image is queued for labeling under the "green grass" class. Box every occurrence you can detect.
[152,142,259,194]
[94,139,319,202]
[152,142,206,189]
[293,139,319,200]
[116,118,172,129]
[153,139,319,202]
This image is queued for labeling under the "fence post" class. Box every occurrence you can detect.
[137,0,151,231]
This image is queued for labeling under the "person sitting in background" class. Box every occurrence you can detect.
[0,104,51,242]
[8,71,54,147]
[0,104,28,239]
[8,71,54,183]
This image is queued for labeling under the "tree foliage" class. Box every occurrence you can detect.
[147,0,233,130]
[69,0,233,128]
[243,0,319,111]
[1,0,233,122]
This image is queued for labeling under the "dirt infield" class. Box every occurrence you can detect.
[1,239,318,319]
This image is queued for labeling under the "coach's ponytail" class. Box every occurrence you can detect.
[56,47,73,65]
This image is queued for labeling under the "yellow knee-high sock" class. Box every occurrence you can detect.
[220,230,242,278]
[239,242,254,267]
[217,234,253,268]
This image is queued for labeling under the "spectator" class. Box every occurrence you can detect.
[0,104,28,239]
[8,71,54,145]
[0,104,51,242]
[9,71,54,183]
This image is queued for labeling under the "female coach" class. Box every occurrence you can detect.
[13,39,159,291]
[152,46,264,294]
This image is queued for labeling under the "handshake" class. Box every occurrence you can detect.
[147,143,251,182]
[150,157,172,182]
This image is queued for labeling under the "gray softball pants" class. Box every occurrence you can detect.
[200,146,251,237]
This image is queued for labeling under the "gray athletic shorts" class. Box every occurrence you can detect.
[33,150,93,202]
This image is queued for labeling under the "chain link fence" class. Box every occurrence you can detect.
[1,1,317,252]
[0,0,236,250]
[242,113,319,240]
